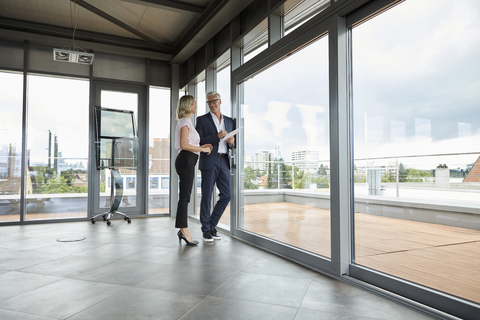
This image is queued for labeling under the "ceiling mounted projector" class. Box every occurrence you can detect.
[53,48,94,65]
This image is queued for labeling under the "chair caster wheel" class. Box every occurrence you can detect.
[127,219,131,223]
[107,220,111,226]
[103,216,107,221]
[91,219,95,224]
[124,217,128,220]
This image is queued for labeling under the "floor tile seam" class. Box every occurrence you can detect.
[237,269,312,280]
[0,305,59,320]
[44,258,131,280]
[1,269,68,282]
[297,279,314,311]
[69,259,164,283]
[61,285,134,320]
[120,255,179,266]
[0,274,67,303]
[204,264,244,298]
[260,256,318,279]
[177,296,209,320]
[6,255,75,272]
[308,277,369,297]
[298,300,394,319]
[71,245,157,260]
[341,277,451,320]
[209,292,306,310]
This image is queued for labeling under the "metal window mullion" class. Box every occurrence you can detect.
[230,43,242,234]
[169,64,180,218]
[20,41,29,222]
[268,8,284,46]
[206,65,216,93]
[329,14,352,276]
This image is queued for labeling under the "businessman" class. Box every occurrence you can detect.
[195,91,235,242]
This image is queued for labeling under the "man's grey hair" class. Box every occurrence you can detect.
[206,91,221,100]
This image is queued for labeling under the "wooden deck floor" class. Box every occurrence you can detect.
[218,202,480,305]
[2,202,479,304]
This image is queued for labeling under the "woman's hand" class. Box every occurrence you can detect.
[201,144,212,155]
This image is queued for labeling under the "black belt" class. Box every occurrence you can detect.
[218,153,227,158]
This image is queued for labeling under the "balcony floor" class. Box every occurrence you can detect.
[218,202,480,305]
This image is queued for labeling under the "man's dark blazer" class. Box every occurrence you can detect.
[196,113,235,171]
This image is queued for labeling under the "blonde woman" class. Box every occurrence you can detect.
[174,95,212,245]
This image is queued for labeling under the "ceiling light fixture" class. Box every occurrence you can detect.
[53,48,94,65]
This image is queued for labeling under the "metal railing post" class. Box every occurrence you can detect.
[396,160,399,197]
[292,164,294,189]
[277,162,280,189]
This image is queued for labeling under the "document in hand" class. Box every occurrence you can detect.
[220,126,243,143]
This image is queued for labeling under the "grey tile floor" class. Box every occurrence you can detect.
[0,217,440,320]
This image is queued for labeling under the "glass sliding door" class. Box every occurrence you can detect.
[215,54,231,230]
[0,71,23,222]
[26,75,89,220]
[148,86,170,214]
[239,35,331,257]
[93,82,146,217]
[351,0,480,306]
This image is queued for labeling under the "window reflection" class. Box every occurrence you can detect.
[148,87,170,214]
[26,75,89,220]
[100,91,138,209]
[0,71,23,222]
[284,0,330,36]
[217,63,231,118]
[243,18,268,63]
[240,35,330,257]
[352,0,480,304]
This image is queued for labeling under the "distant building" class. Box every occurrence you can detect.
[149,138,170,174]
[356,161,397,176]
[253,151,272,171]
[274,143,282,159]
[292,150,318,171]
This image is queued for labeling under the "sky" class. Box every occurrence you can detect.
[0,74,90,166]
[351,0,480,168]
[239,0,480,169]
[2,0,480,171]
[242,35,329,163]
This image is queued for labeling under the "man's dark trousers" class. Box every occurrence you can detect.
[199,154,231,232]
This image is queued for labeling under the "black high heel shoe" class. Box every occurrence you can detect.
[177,230,199,246]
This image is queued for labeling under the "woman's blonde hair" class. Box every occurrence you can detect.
[176,95,195,120]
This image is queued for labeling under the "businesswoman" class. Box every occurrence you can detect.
[175,95,212,245]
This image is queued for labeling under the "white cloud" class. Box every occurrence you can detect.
[263,101,291,137]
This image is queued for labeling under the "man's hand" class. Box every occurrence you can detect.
[227,136,234,146]
[218,130,227,139]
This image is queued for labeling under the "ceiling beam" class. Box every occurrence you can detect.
[171,0,255,64]
[0,28,172,61]
[0,18,159,51]
[71,0,171,52]
[120,0,205,14]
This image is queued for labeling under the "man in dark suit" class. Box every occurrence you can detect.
[195,91,235,242]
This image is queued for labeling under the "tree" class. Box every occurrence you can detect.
[244,166,259,190]
[382,171,396,182]
[398,163,407,182]
[317,164,328,176]
[294,169,306,189]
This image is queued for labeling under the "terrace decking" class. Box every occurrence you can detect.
[218,202,480,305]
[1,201,479,304]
